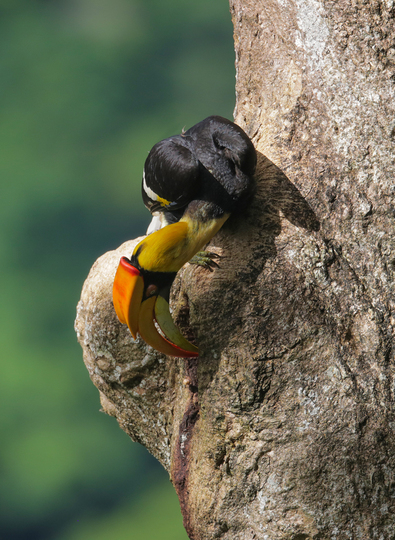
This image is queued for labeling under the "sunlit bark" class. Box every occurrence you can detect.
[76,1,395,537]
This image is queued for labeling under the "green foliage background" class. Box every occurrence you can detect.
[0,1,235,538]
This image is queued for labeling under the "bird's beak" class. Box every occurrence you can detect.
[113,257,199,358]
[113,257,143,338]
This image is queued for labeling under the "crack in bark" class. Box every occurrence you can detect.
[171,357,200,540]
[75,0,395,535]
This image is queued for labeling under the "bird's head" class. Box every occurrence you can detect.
[112,253,199,358]
[112,116,256,358]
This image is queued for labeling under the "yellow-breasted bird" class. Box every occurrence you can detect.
[113,116,256,357]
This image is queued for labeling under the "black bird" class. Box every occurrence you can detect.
[113,116,256,357]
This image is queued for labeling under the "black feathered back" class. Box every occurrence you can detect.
[142,116,256,219]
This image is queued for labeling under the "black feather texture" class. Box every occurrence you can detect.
[141,115,256,222]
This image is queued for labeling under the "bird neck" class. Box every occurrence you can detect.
[133,211,229,274]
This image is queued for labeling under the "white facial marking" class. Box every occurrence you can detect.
[146,213,162,234]
[142,170,159,202]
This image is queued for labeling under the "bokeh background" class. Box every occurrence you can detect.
[0,1,235,539]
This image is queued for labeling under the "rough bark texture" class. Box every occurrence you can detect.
[75,1,395,538]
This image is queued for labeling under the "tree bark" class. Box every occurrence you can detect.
[75,1,395,538]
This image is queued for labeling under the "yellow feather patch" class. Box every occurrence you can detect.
[157,195,172,207]
[133,214,229,273]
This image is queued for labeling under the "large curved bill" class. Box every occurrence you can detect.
[113,257,144,338]
[138,296,199,358]
[154,296,199,355]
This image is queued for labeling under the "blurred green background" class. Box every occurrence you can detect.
[0,1,235,538]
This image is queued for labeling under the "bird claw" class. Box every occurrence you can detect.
[189,251,221,271]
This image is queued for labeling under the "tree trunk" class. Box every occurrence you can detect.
[75,1,395,538]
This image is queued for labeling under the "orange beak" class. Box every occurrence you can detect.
[112,257,199,358]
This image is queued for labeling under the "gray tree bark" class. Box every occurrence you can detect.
[75,1,395,538]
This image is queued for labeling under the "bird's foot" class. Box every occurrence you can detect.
[189,251,221,271]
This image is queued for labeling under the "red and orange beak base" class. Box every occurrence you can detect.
[113,257,199,358]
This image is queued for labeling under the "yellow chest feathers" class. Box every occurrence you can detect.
[134,214,229,273]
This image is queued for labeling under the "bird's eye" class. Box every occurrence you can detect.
[146,284,158,297]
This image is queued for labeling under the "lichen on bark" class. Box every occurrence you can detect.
[76,1,395,538]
